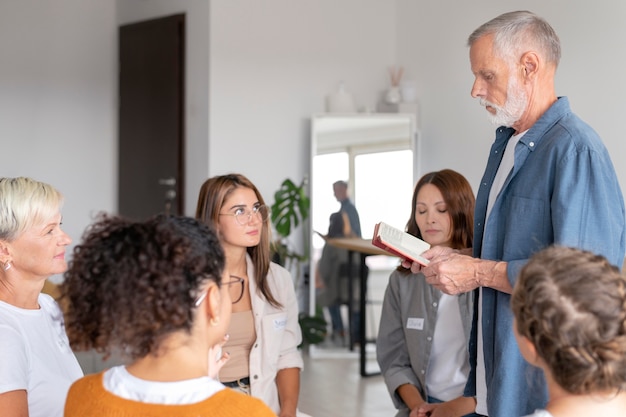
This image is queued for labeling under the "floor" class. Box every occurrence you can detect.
[298,261,397,417]
[298,345,396,417]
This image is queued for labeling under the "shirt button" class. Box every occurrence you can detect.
[254,344,258,348]
[432,302,437,307]
[253,375,259,380]
[427,336,432,342]
[529,141,535,147]
[421,370,425,375]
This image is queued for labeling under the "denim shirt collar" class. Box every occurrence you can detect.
[496,96,570,152]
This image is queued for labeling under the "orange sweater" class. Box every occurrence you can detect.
[64,372,276,417]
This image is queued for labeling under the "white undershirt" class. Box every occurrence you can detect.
[477,131,526,415]
[426,294,469,401]
[103,365,225,404]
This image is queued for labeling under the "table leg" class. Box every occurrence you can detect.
[359,253,380,377]
[347,250,354,351]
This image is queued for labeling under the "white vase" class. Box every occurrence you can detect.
[326,83,356,113]
[385,86,401,104]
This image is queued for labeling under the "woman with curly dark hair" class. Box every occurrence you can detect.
[196,173,305,417]
[512,246,626,417]
[61,214,274,416]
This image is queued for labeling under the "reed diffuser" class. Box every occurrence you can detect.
[385,66,404,104]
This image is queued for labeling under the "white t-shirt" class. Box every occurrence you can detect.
[477,131,526,415]
[0,293,84,417]
[523,410,553,417]
[426,294,469,401]
[103,365,225,404]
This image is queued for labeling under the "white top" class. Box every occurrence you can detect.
[477,131,526,415]
[523,410,553,417]
[0,293,84,417]
[103,365,224,404]
[426,294,470,401]
[485,131,525,221]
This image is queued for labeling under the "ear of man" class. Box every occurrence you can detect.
[520,51,539,81]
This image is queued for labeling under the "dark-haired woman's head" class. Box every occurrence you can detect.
[406,169,474,250]
[327,212,345,238]
[62,214,229,360]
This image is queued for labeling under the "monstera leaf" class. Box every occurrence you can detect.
[271,178,310,238]
[271,178,326,345]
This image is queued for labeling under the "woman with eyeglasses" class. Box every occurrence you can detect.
[61,214,275,416]
[196,173,306,417]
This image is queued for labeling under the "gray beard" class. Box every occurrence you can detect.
[482,82,528,127]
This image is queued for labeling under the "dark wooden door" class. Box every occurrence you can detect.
[118,14,185,220]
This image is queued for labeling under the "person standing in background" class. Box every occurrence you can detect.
[333,180,361,238]
[316,211,360,345]
[408,10,626,417]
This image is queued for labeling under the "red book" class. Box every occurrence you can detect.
[372,222,430,266]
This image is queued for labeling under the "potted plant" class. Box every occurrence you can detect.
[270,178,309,275]
[270,177,327,345]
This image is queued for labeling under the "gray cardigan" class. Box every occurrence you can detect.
[376,269,473,416]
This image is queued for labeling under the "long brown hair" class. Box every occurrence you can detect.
[195,173,280,307]
[399,169,475,271]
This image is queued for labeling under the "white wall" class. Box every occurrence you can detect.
[116,0,397,214]
[396,0,626,192]
[3,1,625,267]
[0,0,116,280]
[208,1,398,201]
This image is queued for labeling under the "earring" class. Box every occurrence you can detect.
[3,261,11,271]
[210,316,220,327]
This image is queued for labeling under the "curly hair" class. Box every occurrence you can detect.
[60,214,225,360]
[511,246,626,395]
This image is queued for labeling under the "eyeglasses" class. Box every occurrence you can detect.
[226,275,245,304]
[219,204,269,226]
[194,275,246,307]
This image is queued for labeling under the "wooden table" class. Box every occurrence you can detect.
[325,237,389,377]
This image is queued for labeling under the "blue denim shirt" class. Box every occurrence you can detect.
[467,97,626,417]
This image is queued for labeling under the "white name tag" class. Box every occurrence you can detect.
[406,317,424,330]
[273,317,287,330]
